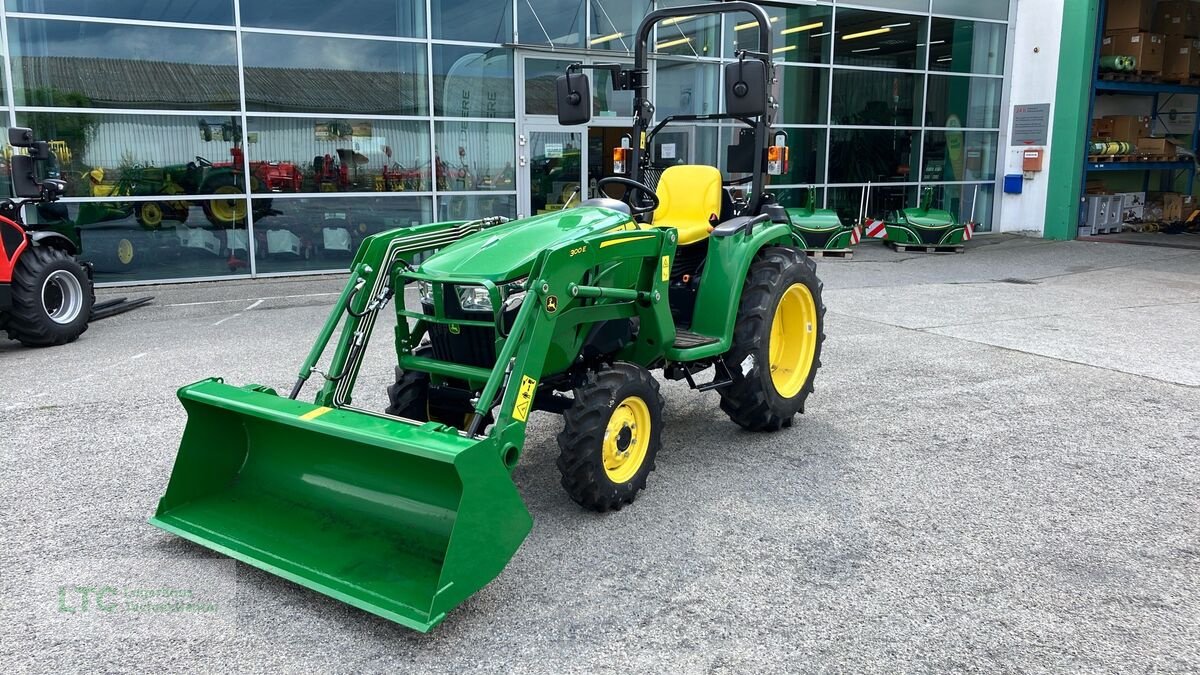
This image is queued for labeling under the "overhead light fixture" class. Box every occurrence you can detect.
[781,21,824,35]
[735,16,779,31]
[812,32,831,37]
[852,47,881,53]
[655,36,692,49]
[773,45,797,54]
[929,40,945,45]
[590,32,624,45]
[661,15,696,26]
[882,22,912,28]
[937,56,952,62]
[842,27,890,40]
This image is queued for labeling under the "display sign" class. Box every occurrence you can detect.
[1010,104,1051,146]
[545,143,563,159]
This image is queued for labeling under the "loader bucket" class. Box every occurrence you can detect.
[150,378,532,632]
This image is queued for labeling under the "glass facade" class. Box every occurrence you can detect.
[3,0,1010,284]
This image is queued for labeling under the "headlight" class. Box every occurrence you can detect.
[457,286,492,311]
[416,280,432,303]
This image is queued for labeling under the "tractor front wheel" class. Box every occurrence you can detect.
[3,246,94,347]
[386,347,493,431]
[557,362,663,512]
[719,247,825,431]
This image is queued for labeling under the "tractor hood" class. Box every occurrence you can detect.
[418,207,634,281]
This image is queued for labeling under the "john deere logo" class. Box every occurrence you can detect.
[449,324,461,334]
[545,296,558,313]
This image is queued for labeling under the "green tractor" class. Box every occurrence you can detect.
[787,187,856,251]
[884,186,970,247]
[150,1,825,632]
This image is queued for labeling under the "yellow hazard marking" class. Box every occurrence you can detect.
[513,376,537,423]
[300,406,332,421]
[600,235,654,248]
[639,131,646,150]
[661,256,671,281]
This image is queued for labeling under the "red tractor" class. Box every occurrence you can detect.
[0,127,93,346]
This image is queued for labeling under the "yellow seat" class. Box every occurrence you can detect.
[652,165,723,245]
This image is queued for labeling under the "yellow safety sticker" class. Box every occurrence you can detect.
[661,256,671,281]
[513,376,537,423]
[640,131,646,150]
[300,406,332,421]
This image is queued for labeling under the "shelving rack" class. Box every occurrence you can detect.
[1083,0,1200,205]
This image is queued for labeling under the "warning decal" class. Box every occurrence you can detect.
[513,376,537,423]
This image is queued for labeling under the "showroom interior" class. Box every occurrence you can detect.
[0,0,1014,284]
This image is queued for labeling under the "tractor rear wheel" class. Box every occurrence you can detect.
[557,362,663,512]
[386,347,493,431]
[4,246,94,347]
[719,247,825,431]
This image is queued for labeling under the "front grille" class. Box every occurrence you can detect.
[423,300,497,369]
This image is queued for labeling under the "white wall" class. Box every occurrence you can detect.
[997,0,1067,234]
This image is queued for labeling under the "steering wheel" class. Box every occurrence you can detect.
[195,156,212,168]
[596,177,660,216]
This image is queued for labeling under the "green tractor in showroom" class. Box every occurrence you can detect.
[150,1,825,632]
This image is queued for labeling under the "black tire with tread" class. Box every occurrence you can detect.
[556,362,664,512]
[719,246,825,431]
[386,347,493,430]
[4,245,94,347]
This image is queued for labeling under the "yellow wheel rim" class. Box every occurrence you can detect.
[139,202,163,227]
[602,395,651,484]
[769,283,818,399]
[117,238,134,265]
[209,185,246,223]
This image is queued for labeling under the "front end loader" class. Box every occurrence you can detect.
[151,1,826,632]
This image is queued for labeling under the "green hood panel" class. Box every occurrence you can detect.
[787,207,845,232]
[898,208,956,229]
[418,207,633,281]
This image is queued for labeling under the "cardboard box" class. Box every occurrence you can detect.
[1163,36,1200,78]
[1102,31,1165,73]
[1154,0,1200,37]
[1119,192,1147,221]
[1103,115,1152,144]
[1161,192,1197,221]
[1092,118,1116,139]
[1136,136,1178,156]
[1107,0,1153,31]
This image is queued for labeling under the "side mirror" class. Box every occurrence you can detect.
[10,155,42,198]
[555,71,592,126]
[8,127,33,148]
[724,58,768,117]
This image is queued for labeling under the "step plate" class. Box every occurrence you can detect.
[673,330,719,349]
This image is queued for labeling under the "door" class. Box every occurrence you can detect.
[520,125,584,217]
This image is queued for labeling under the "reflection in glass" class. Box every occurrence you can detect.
[434,46,514,118]
[589,0,646,52]
[247,118,432,193]
[929,18,1006,75]
[27,199,247,283]
[827,184,918,223]
[528,131,582,214]
[834,9,927,70]
[524,59,575,116]
[927,183,994,231]
[6,0,235,24]
[776,66,830,125]
[774,186,824,209]
[251,196,433,274]
[519,0,585,48]
[925,75,1003,129]
[8,18,238,110]
[655,60,720,117]
[16,112,278,199]
[831,69,923,126]
[653,4,719,57]
[728,4,832,64]
[242,33,427,115]
[434,122,516,191]
[439,194,517,221]
[922,131,999,182]
[240,0,424,37]
[430,0,512,42]
[932,0,1010,21]
[828,129,920,184]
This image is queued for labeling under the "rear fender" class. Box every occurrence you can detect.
[30,230,79,255]
[687,221,793,354]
